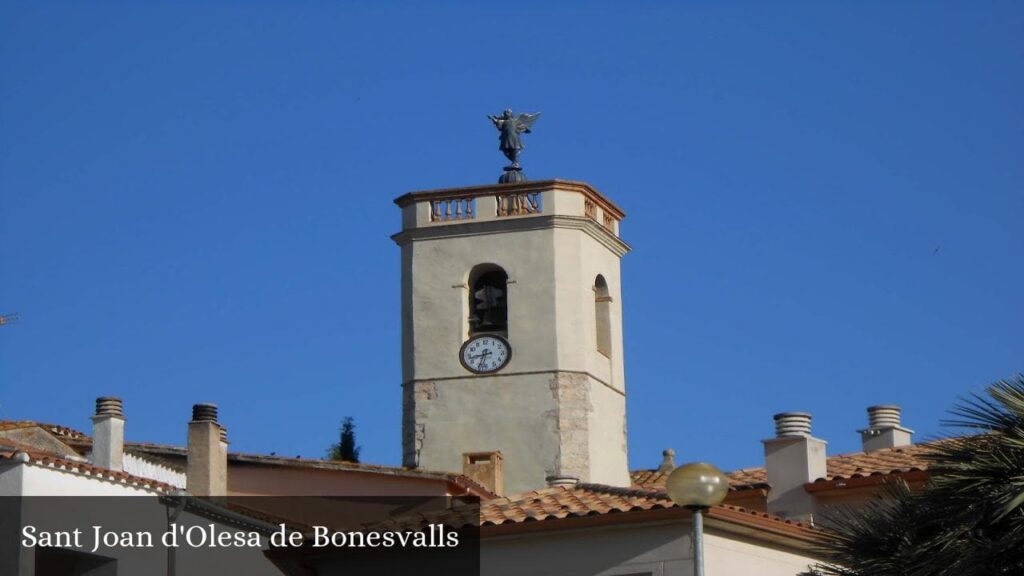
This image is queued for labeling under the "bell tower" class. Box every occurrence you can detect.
[393,180,630,493]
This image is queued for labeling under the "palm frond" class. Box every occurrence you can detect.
[808,374,1024,576]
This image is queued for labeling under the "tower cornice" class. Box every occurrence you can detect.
[390,214,630,257]
[392,180,628,242]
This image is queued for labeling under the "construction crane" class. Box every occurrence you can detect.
[0,313,18,326]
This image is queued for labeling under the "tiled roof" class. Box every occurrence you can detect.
[375,483,816,541]
[0,420,89,441]
[479,484,674,526]
[631,441,942,490]
[0,436,56,454]
[0,443,176,494]
[124,442,496,497]
[630,467,770,490]
[811,442,936,483]
[2,420,495,498]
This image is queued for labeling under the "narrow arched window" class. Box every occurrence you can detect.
[595,275,612,357]
[469,265,508,335]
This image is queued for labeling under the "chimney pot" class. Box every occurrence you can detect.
[774,412,812,438]
[868,405,901,428]
[192,403,218,423]
[545,475,579,488]
[95,397,124,418]
[219,425,228,444]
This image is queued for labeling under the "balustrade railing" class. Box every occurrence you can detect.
[406,183,621,233]
[430,197,476,222]
[496,191,542,217]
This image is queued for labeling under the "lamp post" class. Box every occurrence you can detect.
[665,462,730,576]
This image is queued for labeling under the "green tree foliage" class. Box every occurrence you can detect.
[804,375,1024,576]
[326,416,361,463]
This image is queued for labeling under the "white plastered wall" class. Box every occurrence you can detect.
[481,521,817,576]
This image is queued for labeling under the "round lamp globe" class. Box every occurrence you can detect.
[665,462,730,509]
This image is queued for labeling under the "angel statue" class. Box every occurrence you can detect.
[488,109,541,183]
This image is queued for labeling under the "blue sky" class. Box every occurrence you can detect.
[1,1,1021,473]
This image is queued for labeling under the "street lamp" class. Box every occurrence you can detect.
[665,462,730,576]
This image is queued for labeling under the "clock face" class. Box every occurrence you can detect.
[459,335,512,374]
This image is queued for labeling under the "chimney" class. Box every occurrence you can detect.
[545,475,579,488]
[763,412,826,522]
[187,404,227,496]
[91,397,125,471]
[462,452,504,495]
[657,448,676,473]
[859,405,913,452]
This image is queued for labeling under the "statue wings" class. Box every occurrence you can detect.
[515,112,540,132]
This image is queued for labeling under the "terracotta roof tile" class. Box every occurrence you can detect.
[631,441,946,490]
[479,484,674,526]
[374,483,814,541]
[630,466,769,490]
[0,420,89,441]
[814,442,937,482]
[4,421,495,498]
[0,446,176,494]
[125,442,497,497]
[0,436,59,454]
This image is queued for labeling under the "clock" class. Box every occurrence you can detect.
[459,334,512,374]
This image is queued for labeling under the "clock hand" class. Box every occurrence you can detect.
[476,349,491,369]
